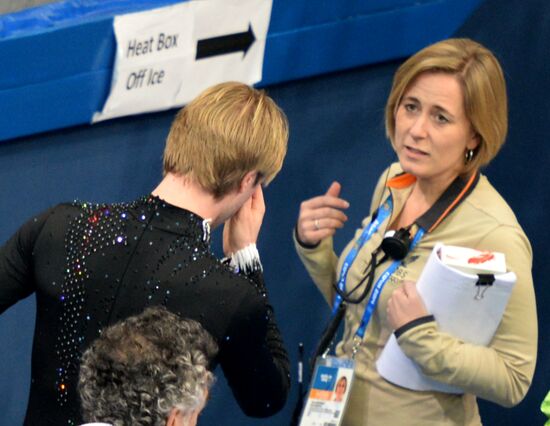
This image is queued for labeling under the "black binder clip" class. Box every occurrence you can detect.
[475,274,495,300]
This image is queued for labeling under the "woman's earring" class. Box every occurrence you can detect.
[465,149,474,164]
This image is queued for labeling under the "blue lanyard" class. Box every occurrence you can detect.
[332,196,393,314]
[353,228,424,341]
[331,194,425,345]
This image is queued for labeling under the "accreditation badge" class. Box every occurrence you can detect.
[299,356,355,426]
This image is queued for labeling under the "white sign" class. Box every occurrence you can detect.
[93,0,273,123]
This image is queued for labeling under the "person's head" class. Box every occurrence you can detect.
[335,376,347,398]
[78,306,218,426]
[385,38,507,176]
[163,82,289,199]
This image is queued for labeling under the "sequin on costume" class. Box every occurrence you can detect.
[56,201,130,405]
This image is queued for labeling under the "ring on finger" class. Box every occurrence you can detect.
[314,218,320,230]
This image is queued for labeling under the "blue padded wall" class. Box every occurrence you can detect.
[454,1,550,423]
[0,0,481,141]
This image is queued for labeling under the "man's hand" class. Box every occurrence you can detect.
[223,185,265,255]
[296,182,349,246]
[387,281,429,330]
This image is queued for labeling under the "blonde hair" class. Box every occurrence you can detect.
[385,38,508,174]
[163,82,288,198]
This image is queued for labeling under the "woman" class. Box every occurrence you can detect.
[294,38,537,425]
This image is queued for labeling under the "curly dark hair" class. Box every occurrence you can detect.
[78,306,218,426]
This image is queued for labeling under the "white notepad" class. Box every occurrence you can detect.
[376,243,516,393]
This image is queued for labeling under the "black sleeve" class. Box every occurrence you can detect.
[218,269,290,417]
[0,207,53,314]
[394,315,436,339]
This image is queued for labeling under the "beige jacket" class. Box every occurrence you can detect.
[295,164,537,425]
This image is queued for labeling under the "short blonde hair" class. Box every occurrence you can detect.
[385,38,508,174]
[163,82,288,198]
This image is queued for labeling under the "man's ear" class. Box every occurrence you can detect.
[165,408,180,426]
[238,171,259,193]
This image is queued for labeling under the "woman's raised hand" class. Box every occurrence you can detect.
[296,181,350,246]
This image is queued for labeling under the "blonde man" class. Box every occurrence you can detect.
[0,82,290,425]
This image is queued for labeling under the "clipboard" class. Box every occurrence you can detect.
[376,242,516,393]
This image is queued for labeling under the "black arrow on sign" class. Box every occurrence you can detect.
[196,24,256,60]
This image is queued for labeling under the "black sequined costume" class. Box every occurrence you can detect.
[0,196,290,425]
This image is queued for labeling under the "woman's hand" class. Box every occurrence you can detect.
[296,182,350,246]
[387,281,429,330]
[223,185,265,255]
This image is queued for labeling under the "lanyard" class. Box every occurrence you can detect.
[325,172,480,358]
[350,228,424,355]
[332,196,393,314]
[331,194,425,357]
